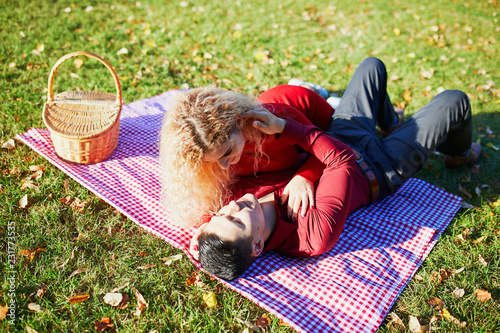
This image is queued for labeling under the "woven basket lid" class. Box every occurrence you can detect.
[44,91,120,138]
[42,52,122,139]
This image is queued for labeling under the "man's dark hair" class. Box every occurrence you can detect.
[198,232,255,280]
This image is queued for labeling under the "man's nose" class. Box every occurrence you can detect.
[227,200,241,212]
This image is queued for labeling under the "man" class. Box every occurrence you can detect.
[189,57,480,280]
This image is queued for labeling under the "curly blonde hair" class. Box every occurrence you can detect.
[159,86,264,227]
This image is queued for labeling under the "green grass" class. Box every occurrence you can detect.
[1,0,499,332]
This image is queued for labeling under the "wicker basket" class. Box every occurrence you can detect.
[42,51,122,164]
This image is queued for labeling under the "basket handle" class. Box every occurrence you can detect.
[47,51,122,104]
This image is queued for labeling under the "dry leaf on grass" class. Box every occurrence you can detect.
[36,284,48,298]
[203,291,217,308]
[160,253,183,266]
[414,274,424,281]
[237,318,260,332]
[255,313,271,331]
[95,317,115,333]
[408,315,422,333]
[387,312,406,329]
[2,139,15,149]
[472,235,487,244]
[137,251,148,257]
[428,297,444,310]
[0,304,7,321]
[186,271,205,287]
[27,303,46,313]
[452,288,465,298]
[111,282,130,293]
[478,254,489,267]
[68,294,90,304]
[475,289,492,302]
[137,264,155,270]
[19,194,28,208]
[19,248,46,262]
[25,325,39,333]
[103,293,129,309]
[74,58,83,68]
[69,268,88,278]
[132,287,147,316]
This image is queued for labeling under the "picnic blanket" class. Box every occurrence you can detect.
[18,90,462,333]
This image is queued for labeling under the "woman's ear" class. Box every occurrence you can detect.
[251,237,265,258]
[189,223,208,261]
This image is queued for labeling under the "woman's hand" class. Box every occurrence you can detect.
[280,175,315,221]
[241,108,286,135]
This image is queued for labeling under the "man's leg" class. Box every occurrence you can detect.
[330,57,398,135]
[381,89,473,182]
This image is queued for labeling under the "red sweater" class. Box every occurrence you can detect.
[232,117,371,257]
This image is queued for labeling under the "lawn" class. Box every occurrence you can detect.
[1,0,498,332]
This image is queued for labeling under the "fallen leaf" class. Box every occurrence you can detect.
[36,284,48,298]
[19,248,46,262]
[478,254,488,267]
[186,271,205,287]
[203,291,217,308]
[25,325,39,333]
[458,185,472,198]
[2,139,16,149]
[403,89,413,102]
[160,253,183,265]
[27,303,46,313]
[473,235,487,244]
[19,194,29,208]
[388,312,406,329]
[137,264,155,270]
[487,142,499,151]
[452,288,465,298]
[74,58,83,68]
[408,315,422,333]
[430,271,442,284]
[137,251,148,257]
[439,309,461,325]
[475,289,492,301]
[132,287,147,316]
[0,304,7,321]
[255,313,271,330]
[70,73,80,79]
[95,317,114,332]
[68,294,90,304]
[428,297,444,310]
[69,268,88,278]
[111,282,130,293]
[414,274,424,281]
[452,267,465,274]
[460,201,474,209]
[237,318,260,332]
[103,293,129,309]
[117,47,129,55]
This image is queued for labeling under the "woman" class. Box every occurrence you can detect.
[159,84,349,226]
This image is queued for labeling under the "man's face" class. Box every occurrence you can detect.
[203,193,265,243]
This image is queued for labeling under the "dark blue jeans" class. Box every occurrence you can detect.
[328,57,472,200]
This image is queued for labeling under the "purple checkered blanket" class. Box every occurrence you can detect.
[18,90,462,333]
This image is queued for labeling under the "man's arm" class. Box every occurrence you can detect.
[273,118,356,256]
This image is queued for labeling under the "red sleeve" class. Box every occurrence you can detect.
[270,103,326,183]
[276,118,356,256]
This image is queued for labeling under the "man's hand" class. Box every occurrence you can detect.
[241,108,286,135]
[280,175,315,221]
